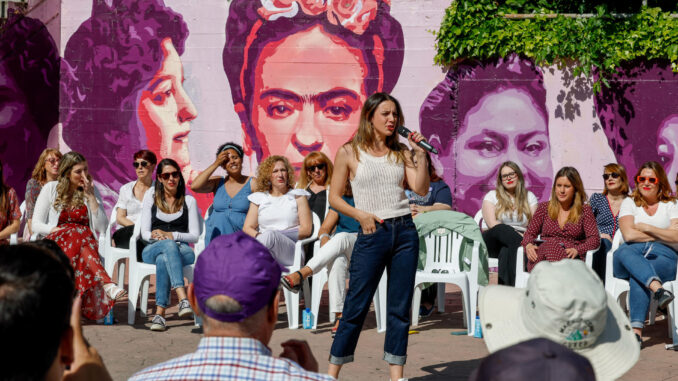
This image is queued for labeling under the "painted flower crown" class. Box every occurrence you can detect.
[257,0,389,35]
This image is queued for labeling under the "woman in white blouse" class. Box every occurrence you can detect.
[243,155,312,267]
[615,161,678,343]
[139,159,200,332]
[481,161,538,286]
[112,150,156,248]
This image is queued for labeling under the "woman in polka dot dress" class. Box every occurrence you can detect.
[521,167,600,271]
[589,163,629,281]
[32,152,126,320]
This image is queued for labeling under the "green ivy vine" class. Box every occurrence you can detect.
[434,0,678,90]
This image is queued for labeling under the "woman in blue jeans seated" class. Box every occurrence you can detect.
[615,161,677,344]
[140,158,200,332]
[328,92,429,381]
[589,163,629,281]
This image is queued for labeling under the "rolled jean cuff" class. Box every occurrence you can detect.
[631,321,645,329]
[644,276,661,288]
[328,354,353,365]
[383,352,406,365]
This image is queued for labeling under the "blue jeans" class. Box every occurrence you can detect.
[329,215,419,366]
[613,242,677,328]
[142,240,195,308]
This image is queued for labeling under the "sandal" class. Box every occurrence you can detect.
[104,284,127,301]
[281,271,303,293]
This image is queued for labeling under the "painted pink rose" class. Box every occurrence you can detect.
[257,0,299,21]
[327,0,378,35]
[298,0,327,16]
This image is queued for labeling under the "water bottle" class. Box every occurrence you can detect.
[302,308,314,329]
[473,315,483,338]
[103,309,114,325]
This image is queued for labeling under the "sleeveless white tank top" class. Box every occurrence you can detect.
[350,148,410,219]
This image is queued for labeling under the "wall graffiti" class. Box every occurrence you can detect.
[0,0,676,218]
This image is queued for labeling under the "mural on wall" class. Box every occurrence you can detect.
[420,55,553,215]
[594,60,678,183]
[1,0,676,219]
[0,12,60,198]
[222,0,404,169]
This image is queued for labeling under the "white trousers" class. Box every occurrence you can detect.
[306,232,357,313]
[257,230,298,267]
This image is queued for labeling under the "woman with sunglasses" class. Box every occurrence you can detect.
[112,150,157,248]
[243,155,312,267]
[0,159,21,245]
[522,167,599,271]
[25,148,63,237]
[32,152,125,320]
[614,161,678,344]
[139,159,199,331]
[481,161,538,286]
[191,142,255,246]
[298,152,333,224]
[588,163,629,281]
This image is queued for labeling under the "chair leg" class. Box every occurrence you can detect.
[373,271,387,333]
[411,284,423,327]
[140,277,150,318]
[127,272,138,325]
[436,283,445,313]
[311,270,328,329]
[117,260,126,288]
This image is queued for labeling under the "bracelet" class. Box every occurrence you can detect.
[319,233,331,240]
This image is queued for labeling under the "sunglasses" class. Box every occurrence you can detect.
[159,171,180,181]
[46,158,60,165]
[307,163,327,172]
[636,176,658,184]
[501,172,517,180]
[133,160,150,168]
[602,173,620,180]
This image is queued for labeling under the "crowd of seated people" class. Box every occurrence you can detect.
[2,139,677,352]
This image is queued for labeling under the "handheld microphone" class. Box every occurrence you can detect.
[396,125,438,154]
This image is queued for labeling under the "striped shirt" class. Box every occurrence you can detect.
[129,337,334,381]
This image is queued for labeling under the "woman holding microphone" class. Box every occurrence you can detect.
[328,92,429,381]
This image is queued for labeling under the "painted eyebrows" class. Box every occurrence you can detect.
[146,75,174,92]
[259,88,359,106]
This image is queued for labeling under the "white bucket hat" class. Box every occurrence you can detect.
[479,259,640,381]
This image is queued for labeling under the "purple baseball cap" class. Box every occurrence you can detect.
[193,231,286,322]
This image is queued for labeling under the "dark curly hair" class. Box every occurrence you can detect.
[61,0,189,191]
[223,0,404,160]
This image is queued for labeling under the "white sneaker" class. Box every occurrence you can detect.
[150,315,166,331]
[177,299,194,319]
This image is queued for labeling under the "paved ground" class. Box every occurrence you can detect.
[85,272,678,380]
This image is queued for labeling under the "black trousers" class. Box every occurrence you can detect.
[112,225,135,249]
[482,224,523,286]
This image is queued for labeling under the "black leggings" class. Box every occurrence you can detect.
[482,224,523,286]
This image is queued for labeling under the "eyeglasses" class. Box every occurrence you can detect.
[46,158,60,165]
[636,176,658,184]
[501,172,517,180]
[159,171,180,180]
[307,163,327,172]
[133,160,150,168]
[602,173,620,180]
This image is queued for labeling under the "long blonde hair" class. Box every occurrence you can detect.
[53,152,87,210]
[548,167,587,224]
[255,156,295,193]
[31,148,63,184]
[297,152,333,189]
[350,92,406,164]
[494,161,532,222]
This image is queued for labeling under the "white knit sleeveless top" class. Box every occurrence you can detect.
[350,148,410,219]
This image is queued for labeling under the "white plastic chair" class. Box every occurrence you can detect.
[282,212,320,329]
[127,210,205,325]
[9,201,25,244]
[514,243,598,289]
[410,227,482,336]
[101,206,129,287]
[473,209,498,269]
[310,243,387,333]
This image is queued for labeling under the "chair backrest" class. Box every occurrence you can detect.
[473,210,488,231]
[129,222,143,264]
[311,212,321,239]
[423,227,465,273]
[194,204,212,256]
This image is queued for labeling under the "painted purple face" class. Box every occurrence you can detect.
[657,114,678,190]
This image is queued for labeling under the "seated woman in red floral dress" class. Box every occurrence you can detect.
[32,151,126,320]
[522,166,600,271]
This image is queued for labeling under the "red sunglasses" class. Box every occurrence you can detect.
[636,176,658,184]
